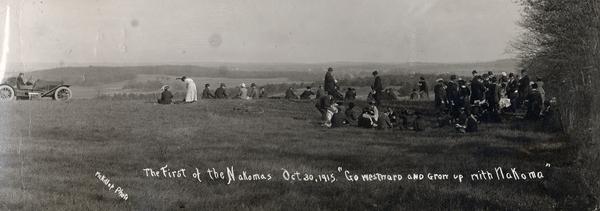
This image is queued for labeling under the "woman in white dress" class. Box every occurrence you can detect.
[180,76,197,102]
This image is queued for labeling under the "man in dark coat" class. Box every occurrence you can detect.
[506,73,519,111]
[446,75,459,113]
[324,67,340,97]
[331,106,347,128]
[300,86,315,100]
[202,84,215,99]
[457,79,471,109]
[486,77,502,122]
[433,79,446,109]
[526,83,543,120]
[372,70,384,106]
[470,76,485,103]
[214,83,228,99]
[518,69,531,108]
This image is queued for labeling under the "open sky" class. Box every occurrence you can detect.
[0,0,521,69]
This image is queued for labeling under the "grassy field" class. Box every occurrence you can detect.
[0,99,569,210]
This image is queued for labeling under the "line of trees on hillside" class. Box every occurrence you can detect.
[514,0,599,208]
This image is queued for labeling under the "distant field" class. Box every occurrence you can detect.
[71,74,298,99]
[0,98,567,210]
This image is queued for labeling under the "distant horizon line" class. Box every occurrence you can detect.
[11,58,518,68]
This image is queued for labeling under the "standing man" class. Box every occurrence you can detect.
[518,69,531,109]
[446,75,459,114]
[372,70,383,106]
[434,79,446,109]
[470,75,485,104]
[179,76,197,103]
[324,67,342,99]
[486,77,502,122]
[526,83,543,120]
[418,76,429,99]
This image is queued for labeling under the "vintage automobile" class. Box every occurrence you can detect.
[0,77,72,101]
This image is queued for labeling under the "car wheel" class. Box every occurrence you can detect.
[54,87,72,101]
[0,85,15,101]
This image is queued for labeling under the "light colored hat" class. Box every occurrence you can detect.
[501,72,507,77]
[161,85,169,90]
[436,78,443,82]
[240,83,246,88]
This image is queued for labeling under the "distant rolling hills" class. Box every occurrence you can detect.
[9,59,518,87]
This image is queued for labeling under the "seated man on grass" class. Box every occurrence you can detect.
[157,85,173,104]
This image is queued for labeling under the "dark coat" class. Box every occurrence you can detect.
[316,95,332,109]
[486,83,501,104]
[158,90,173,104]
[331,112,347,128]
[300,90,314,99]
[324,72,337,93]
[344,89,356,101]
[344,107,360,125]
[470,79,485,101]
[202,88,215,99]
[373,76,383,92]
[434,84,446,100]
[446,81,459,104]
[518,75,531,97]
[526,89,543,119]
[215,87,228,99]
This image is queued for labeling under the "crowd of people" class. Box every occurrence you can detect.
[156,68,557,133]
[431,69,556,133]
[312,68,558,133]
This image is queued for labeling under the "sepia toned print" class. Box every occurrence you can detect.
[0,0,598,210]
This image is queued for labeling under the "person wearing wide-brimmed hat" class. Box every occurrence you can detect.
[157,85,173,104]
[237,83,249,100]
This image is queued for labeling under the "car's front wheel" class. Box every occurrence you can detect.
[54,87,72,101]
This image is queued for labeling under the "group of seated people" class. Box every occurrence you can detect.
[315,93,426,131]
[158,82,269,104]
[202,82,268,100]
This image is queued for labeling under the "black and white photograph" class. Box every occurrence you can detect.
[0,0,598,210]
